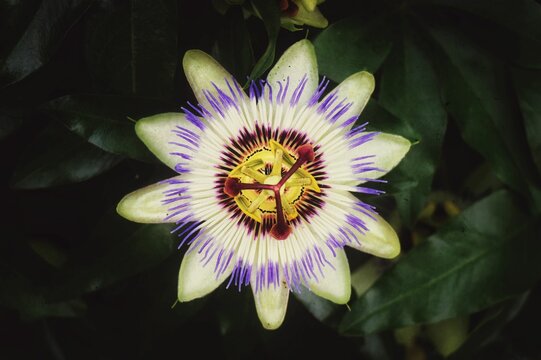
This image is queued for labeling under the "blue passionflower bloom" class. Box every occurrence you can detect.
[117,40,410,329]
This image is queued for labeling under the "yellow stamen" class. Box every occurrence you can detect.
[225,142,318,235]
[281,193,298,220]
[241,166,266,183]
[247,191,271,213]
[271,149,283,176]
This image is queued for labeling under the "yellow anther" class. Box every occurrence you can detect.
[229,158,263,178]
[247,191,271,213]
[241,166,267,183]
[271,149,283,176]
[236,196,262,222]
[281,195,298,220]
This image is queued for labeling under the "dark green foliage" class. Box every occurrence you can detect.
[340,191,541,335]
[11,123,122,189]
[1,0,540,358]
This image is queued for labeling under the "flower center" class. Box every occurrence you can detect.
[223,140,320,240]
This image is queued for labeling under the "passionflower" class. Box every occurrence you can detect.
[117,40,410,329]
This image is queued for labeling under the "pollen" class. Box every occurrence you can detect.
[223,140,320,240]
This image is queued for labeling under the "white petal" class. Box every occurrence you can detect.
[135,112,201,170]
[178,247,234,302]
[251,275,289,330]
[343,193,401,259]
[321,71,374,129]
[351,213,400,258]
[182,50,246,109]
[116,177,182,223]
[352,132,411,181]
[267,39,318,106]
[308,247,351,304]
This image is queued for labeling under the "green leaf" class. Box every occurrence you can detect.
[378,21,447,226]
[213,288,262,359]
[512,68,541,176]
[136,257,207,355]
[215,288,257,335]
[0,232,86,319]
[314,16,393,82]
[0,0,40,61]
[415,0,541,42]
[294,288,339,324]
[0,261,87,319]
[11,123,121,189]
[22,299,87,320]
[44,94,173,162]
[363,100,420,195]
[249,0,280,81]
[84,0,178,97]
[425,21,539,197]
[212,6,254,82]
[449,293,529,359]
[52,212,175,298]
[415,0,541,68]
[339,190,541,335]
[364,100,418,140]
[0,0,94,87]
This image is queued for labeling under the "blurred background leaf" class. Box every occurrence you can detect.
[212,6,255,82]
[415,0,541,68]
[423,19,540,199]
[449,292,529,359]
[44,94,174,162]
[2,0,541,358]
[0,0,95,87]
[248,0,280,81]
[378,19,447,226]
[314,14,393,81]
[11,123,122,189]
[511,68,541,176]
[49,211,175,299]
[84,0,178,98]
[340,190,541,335]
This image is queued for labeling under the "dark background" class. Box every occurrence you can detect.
[1,0,541,359]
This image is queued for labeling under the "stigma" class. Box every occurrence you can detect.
[223,141,319,240]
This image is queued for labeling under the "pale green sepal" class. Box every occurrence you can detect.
[183,50,246,109]
[299,0,317,11]
[291,0,328,28]
[117,177,181,223]
[324,71,375,130]
[350,258,382,297]
[308,247,351,304]
[354,132,411,181]
[251,273,289,330]
[280,19,302,32]
[395,325,422,347]
[135,112,198,170]
[267,39,318,106]
[178,248,234,302]
[346,193,401,259]
[426,317,469,357]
